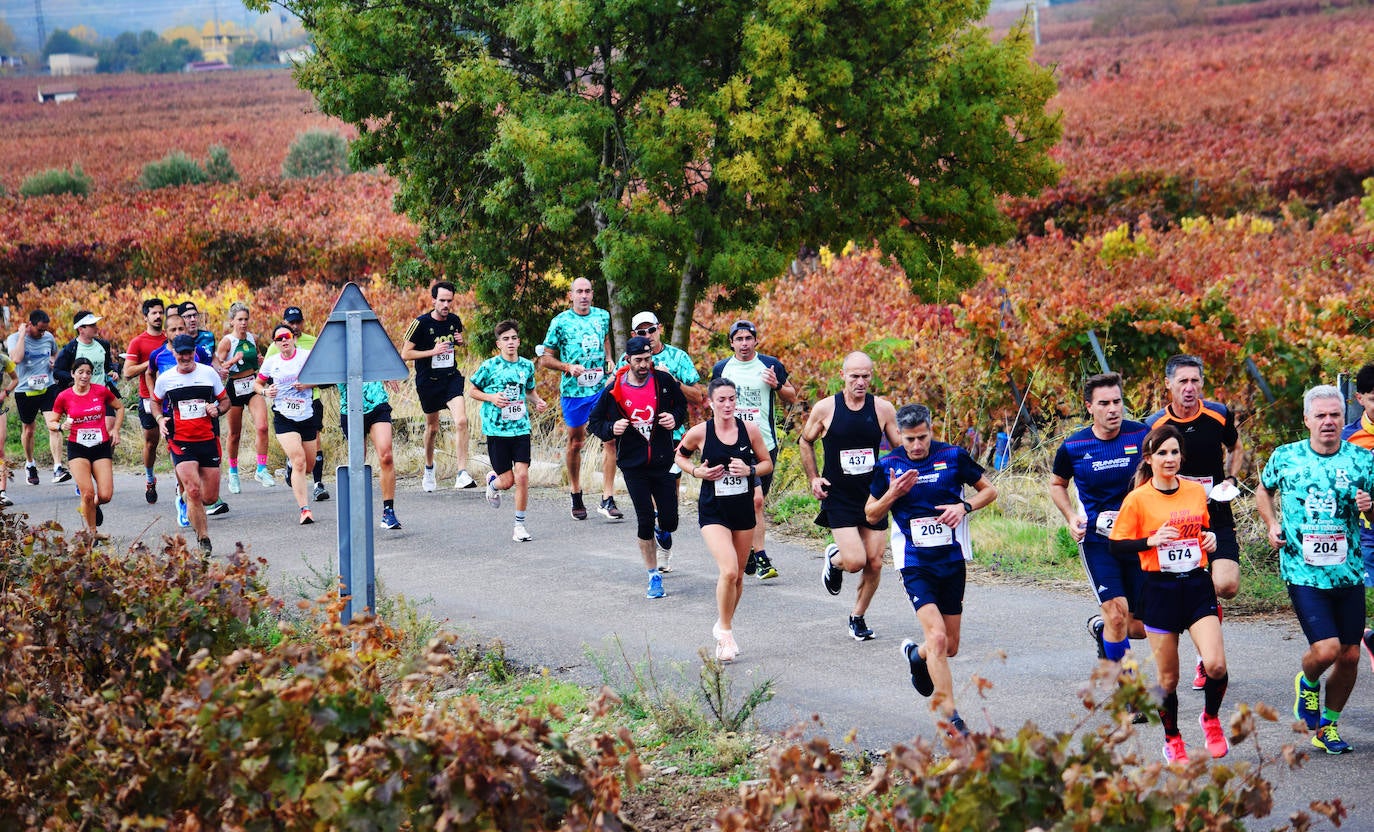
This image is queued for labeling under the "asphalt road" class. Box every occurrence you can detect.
[9,468,1370,827]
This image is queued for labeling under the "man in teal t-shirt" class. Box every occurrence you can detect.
[538,277,620,522]
[338,380,403,531]
[470,320,547,542]
[1256,384,1374,756]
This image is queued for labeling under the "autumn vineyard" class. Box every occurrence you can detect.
[1,1,1372,456]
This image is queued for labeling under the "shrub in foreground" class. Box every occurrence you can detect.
[19,164,92,197]
[138,151,209,189]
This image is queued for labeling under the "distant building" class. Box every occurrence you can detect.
[185,60,234,73]
[162,21,257,64]
[36,88,79,104]
[48,53,97,76]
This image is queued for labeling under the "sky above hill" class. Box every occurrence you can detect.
[1,0,282,51]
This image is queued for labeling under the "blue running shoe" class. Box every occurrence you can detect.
[380,506,402,530]
[646,572,665,599]
[1293,672,1321,730]
[176,494,190,528]
[1312,723,1352,754]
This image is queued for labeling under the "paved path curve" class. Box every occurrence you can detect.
[10,471,1369,826]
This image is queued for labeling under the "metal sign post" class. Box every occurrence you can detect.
[299,283,409,624]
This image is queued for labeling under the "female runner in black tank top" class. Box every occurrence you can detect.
[674,378,774,662]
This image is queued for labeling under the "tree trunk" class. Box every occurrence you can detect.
[672,261,699,351]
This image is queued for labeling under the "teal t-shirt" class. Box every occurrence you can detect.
[713,354,788,451]
[543,307,610,399]
[338,380,388,415]
[470,355,537,437]
[619,344,699,439]
[1261,439,1374,588]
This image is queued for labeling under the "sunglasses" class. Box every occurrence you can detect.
[634,325,658,335]
[274,334,293,342]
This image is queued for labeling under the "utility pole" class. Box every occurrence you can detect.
[33,0,46,55]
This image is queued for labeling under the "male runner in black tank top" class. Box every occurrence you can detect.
[800,352,902,640]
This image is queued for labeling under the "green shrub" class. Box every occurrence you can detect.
[283,129,350,179]
[204,144,239,184]
[138,151,209,190]
[1362,177,1374,222]
[18,164,93,197]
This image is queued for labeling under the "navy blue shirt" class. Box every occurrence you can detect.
[870,441,984,567]
[1051,420,1149,544]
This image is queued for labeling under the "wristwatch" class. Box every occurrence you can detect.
[962,500,973,514]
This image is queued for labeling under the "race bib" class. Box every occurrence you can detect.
[27,373,49,389]
[278,396,309,419]
[1095,510,1119,536]
[910,516,954,548]
[715,474,749,496]
[737,406,761,424]
[1179,474,1214,498]
[1159,537,1203,573]
[432,348,455,370]
[634,420,653,441]
[500,399,527,421]
[1301,530,1348,567]
[840,448,875,475]
[233,376,254,397]
[576,366,604,387]
[75,427,102,447]
[177,399,207,420]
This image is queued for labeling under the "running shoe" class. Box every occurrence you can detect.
[299,507,314,525]
[1293,672,1321,730]
[1086,614,1108,660]
[598,496,624,520]
[646,572,665,599]
[254,468,276,488]
[206,500,230,516]
[422,467,437,492]
[655,527,673,572]
[902,639,933,697]
[712,620,743,658]
[176,494,190,528]
[1199,712,1229,759]
[947,715,970,737]
[715,627,738,663]
[26,463,39,486]
[52,465,71,484]
[744,549,757,576]
[1192,658,1207,691]
[1363,629,1374,673]
[199,536,213,556]
[485,472,501,509]
[380,506,402,530]
[0,491,10,507]
[755,552,779,580]
[1162,734,1189,765]
[313,482,330,501]
[512,522,531,542]
[1311,723,1353,754]
[571,494,587,520]
[848,615,875,641]
[94,505,103,526]
[454,469,476,489]
[145,478,158,504]
[821,543,843,595]
[228,470,241,494]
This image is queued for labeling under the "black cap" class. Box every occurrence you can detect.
[283,306,304,322]
[178,301,198,315]
[172,333,197,353]
[625,336,653,357]
[728,320,757,339]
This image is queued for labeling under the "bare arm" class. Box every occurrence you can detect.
[1225,437,1245,481]
[745,421,773,478]
[1254,483,1281,549]
[1049,474,1086,542]
[798,397,832,499]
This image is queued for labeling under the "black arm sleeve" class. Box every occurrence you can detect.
[1109,537,1151,556]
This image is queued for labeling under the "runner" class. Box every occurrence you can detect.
[215,302,272,493]
[866,404,996,737]
[48,357,124,540]
[1109,424,1227,764]
[401,281,476,492]
[1146,354,1244,691]
[1256,384,1374,756]
[265,306,329,501]
[177,301,221,369]
[1339,362,1374,588]
[539,277,621,521]
[711,320,798,580]
[468,320,548,541]
[256,323,320,525]
[1049,372,1151,668]
[0,349,15,506]
[674,378,773,661]
[121,298,166,504]
[800,351,901,641]
[147,312,223,527]
[591,335,689,599]
[6,310,69,485]
[152,333,228,555]
[339,379,404,530]
[53,310,118,394]
[619,310,703,569]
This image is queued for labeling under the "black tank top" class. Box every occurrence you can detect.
[821,393,882,500]
[700,416,757,510]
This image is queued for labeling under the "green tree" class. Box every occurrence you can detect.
[250,0,1060,350]
[42,29,89,59]
[0,18,18,56]
[136,37,202,74]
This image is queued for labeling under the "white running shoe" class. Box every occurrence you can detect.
[255,468,276,488]
[228,470,241,494]
[422,467,437,492]
[455,469,476,489]
[512,523,531,542]
[485,472,501,509]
